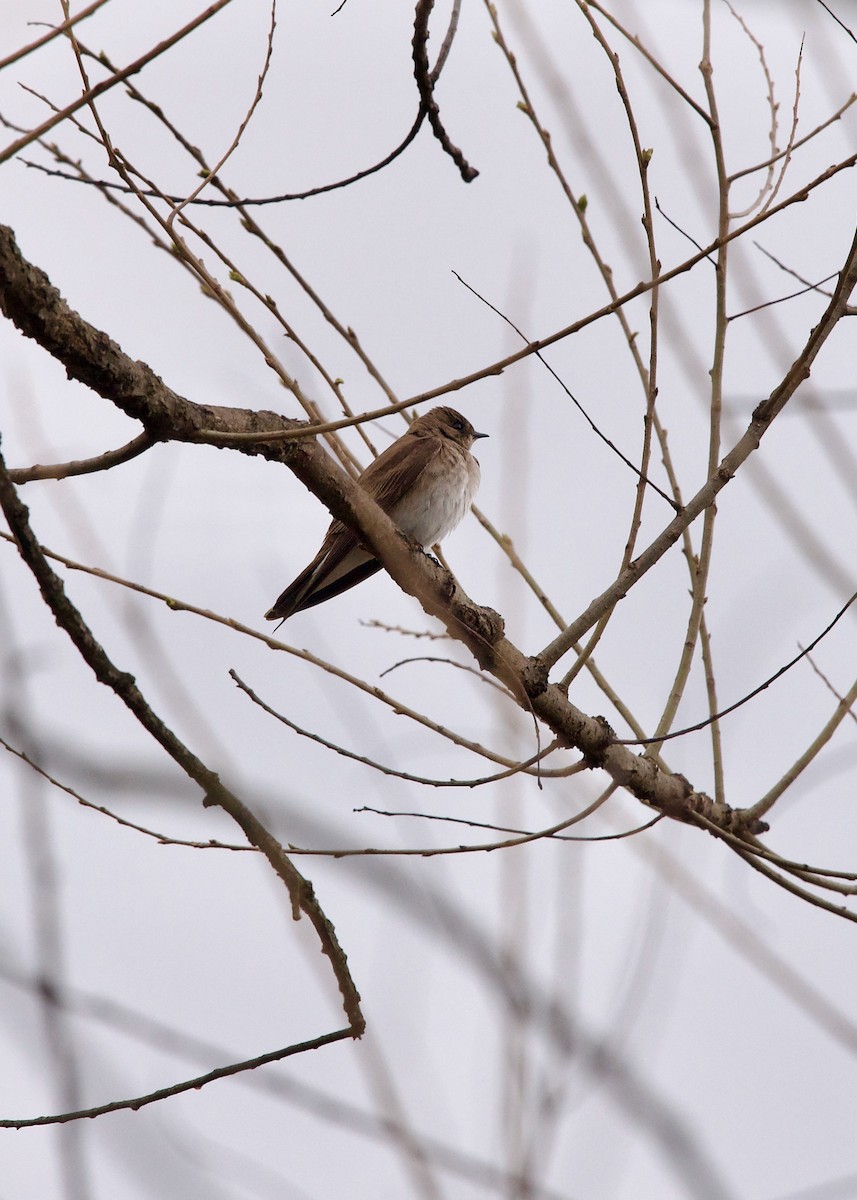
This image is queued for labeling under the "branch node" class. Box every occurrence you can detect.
[448,601,505,669]
[523,654,549,698]
[582,715,616,769]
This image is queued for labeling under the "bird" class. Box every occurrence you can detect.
[265,406,487,622]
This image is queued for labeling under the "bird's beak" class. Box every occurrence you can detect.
[473,430,489,440]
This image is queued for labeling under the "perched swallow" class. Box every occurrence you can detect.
[265,406,487,621]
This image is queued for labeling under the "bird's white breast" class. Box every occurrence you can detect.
[390,452,480,548]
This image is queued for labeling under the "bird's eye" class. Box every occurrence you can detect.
[452,418,464,431]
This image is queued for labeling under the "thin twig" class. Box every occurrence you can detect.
[231,669,575,788]
[617,589,857,746]
[285,786,620,857]
[817,0,857,46]
[8,431,153,483]
[728,91,857,182]
[746,672,857,822]
[728,273,839,321]
[0,0,110,72]
[0,529,526,770]
[540,221,857,668]
[0,1028,355,1128]
[356,804,663,843]
[452,271,677,509]
[379,654,512,697]
[755,241,837,297]
[361,619,449,640]
[1,1,236,165]
[723,2,780,219]
[167,0,278,228]
[0,447,364,1034]
[189,148,857,447]
[412,0,478,181]
[585,0,713,126]
[0,735,254,851]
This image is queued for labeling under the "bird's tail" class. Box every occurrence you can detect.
[264,556,328,622]
[265,557,382,621]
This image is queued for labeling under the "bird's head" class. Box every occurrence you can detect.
[411,406,488,449]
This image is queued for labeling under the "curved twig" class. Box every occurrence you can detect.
[231,669,577,787]
[0,446,365,1040]
[0,1,236,166]
[0,0,110,72]
[0,734,254,851]
[412,0,478,181]
[8,431,154,483]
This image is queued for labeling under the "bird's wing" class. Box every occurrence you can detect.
[359,432,439,510]
[264,524,377,620]
[265,432,437,621]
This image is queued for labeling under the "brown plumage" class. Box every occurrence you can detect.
[265,407,487,621]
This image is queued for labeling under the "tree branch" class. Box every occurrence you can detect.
[0,223,768,842]
[540,222,857,667]
[0,432,364,1040]
[8,432,154,483]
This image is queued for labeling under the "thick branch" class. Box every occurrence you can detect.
[0,430,364,1037]
[0,223,762,837]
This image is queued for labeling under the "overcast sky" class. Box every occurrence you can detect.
[2,3,857,1198]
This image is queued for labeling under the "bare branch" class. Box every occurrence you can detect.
[0,1,236,165]
[7,431,153,483]
[0,1028,356,1128]
[285,786,619,858]
[0,441,364,1035]
[0,0,110,72]
[412,0,478,182]
[540,224,857,668]
[0,733,255,851]
[230,668,576,788]
[0,224,769,841]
